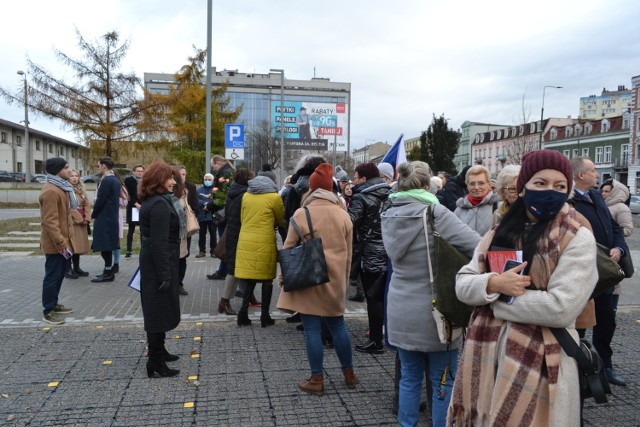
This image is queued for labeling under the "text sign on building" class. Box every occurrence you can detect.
[225,124,245,149]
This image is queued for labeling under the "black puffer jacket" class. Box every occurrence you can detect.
[436,165,470,211]
[348,176,392,273]
[223,182,248,275]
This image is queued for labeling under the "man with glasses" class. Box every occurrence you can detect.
[453,165,499,236]
[124,164,144,258]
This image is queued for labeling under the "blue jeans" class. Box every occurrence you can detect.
[300,315,353,375]
[397,348,459,427]
[42,254,66,315]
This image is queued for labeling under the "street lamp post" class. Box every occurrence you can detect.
[17,71,30,176]
[539,85,562,150]
[270,69,285,185]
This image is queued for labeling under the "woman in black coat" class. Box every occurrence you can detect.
[138,161,185,378]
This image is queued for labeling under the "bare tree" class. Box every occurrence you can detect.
[505,92,536,165]
[246,121,281,172]
[0,29,150,158]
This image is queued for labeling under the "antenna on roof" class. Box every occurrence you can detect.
[314,67,316,78]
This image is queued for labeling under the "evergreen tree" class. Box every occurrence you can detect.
[420,114,460,175]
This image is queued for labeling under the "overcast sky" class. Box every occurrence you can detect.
[1,0,639,151]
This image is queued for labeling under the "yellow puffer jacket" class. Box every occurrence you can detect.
[234,178,285,281]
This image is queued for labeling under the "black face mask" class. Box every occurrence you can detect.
[522,189,568,220]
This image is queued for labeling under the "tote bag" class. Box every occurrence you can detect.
[278,207,329,292]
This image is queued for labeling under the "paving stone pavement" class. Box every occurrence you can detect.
[0,225,639,425]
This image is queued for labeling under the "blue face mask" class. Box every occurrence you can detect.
[523,189,568,220]
[204,180,213,187]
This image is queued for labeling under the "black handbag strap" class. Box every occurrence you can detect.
[290,207,315,243]
[550,328,592,371]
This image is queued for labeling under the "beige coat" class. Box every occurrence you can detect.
[69,184,91,255]
[39,184,75,254]
[277,190,352,317]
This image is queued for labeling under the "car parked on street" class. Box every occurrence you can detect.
[31,174,48,183]
[0,171,18,182]
[630,195,640,215]
[10,172,27,182]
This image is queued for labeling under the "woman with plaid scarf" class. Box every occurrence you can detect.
[448,150,598,426]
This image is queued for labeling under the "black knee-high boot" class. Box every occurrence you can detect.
[237,280,256,326]
[146,332,179,378]
[260,282,275,327]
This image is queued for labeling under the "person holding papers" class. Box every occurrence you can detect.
[449,150,598,426]
[124,164,144,258]
[138,162,183,378]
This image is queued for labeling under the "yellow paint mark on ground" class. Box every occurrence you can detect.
[173,335,181,339]
[42,327,51,331]
[195,322,203,326]
[47,382,59,387]
[191,353,200,359]
[103,360,112,365]
[96,325,104,329]
[184,402,195,408]
[188,375,198,381]
[193,336,201,341]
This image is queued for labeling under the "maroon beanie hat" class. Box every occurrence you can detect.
[516,150,573,194]
[309,163,334,191]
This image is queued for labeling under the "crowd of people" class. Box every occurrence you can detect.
[37,150,634,426]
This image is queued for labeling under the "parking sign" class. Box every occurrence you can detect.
[225,124,245,149]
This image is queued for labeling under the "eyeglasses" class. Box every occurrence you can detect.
[503,186,517,193]
[468,181,487,187]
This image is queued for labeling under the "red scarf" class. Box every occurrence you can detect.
[467,193,487,206]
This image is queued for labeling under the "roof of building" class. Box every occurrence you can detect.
[0,118,82,147]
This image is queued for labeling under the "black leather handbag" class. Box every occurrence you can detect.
[279,207,330,292]
[551,328,611,404]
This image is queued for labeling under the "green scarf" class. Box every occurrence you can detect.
[389,188,440,205]
[162,193,187,240]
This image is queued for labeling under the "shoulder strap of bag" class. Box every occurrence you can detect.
[550,328,591,371]
[290,217,305,243]
[422,206,435,300]
[303,207,315,239]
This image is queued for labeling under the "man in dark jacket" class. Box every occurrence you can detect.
[91,157,121,283]
[348,162,391,354]
[207,155,235,280]
[124,164,144,258]
[436,165,470,211]
[571,156,628,387]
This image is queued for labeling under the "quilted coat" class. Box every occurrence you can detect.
[234,176,285,281]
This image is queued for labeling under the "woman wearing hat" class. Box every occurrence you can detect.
[448,150,598,426]
[277,163,357,396]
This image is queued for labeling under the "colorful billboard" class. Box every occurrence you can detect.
[271,101,348,152]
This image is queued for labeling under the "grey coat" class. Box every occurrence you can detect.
[453,191,499,237]
[381,199,480,353]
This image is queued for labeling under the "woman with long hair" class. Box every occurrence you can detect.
[138,161,184,378]
[381,161,480,426]
[448,151,598,426]
[277,163,357,396]
[66,169,91,278]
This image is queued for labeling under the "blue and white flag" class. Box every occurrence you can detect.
[381,134,407,176]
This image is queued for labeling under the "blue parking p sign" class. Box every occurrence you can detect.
[225,124,245,149]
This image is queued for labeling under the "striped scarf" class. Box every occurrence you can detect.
[47,174,79,209]
[448,204,584,426]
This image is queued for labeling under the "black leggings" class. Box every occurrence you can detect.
[101,251,113,269]
[126,222,137,252]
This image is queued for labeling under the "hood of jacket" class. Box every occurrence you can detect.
[302,188,341,208]
[227,182,248,201]
[354,176,392,198]
[247,176,278,194]
[382,197,432,259]
[605,180,629,206]
[456,191,499,209]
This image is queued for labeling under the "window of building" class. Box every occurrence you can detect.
[572,149,578,158]
[479,134,484,143]
[603,108,616,114]
[16,162,22,173]
[530,123,536,134]
[72,148,76,158]
[489,132,494,141]
[595,147,603,163]
[550,128,558,140]
[59,147,64,156]
[601,119,610,132]
[563,150,570,158]
[36,140,41,151]
[49,144,53,153]
[575,124,581,136]
[604,146,612,163]
[622,115,630,129]
[0,132,6,143]
[582,147,589,158]
[565,127,573,138]
[519,125,524,136]
[585,122,592,134]
[621,144,630,165]
[16,136,22,146]
[474,135,480,144]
